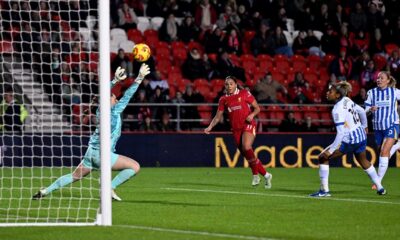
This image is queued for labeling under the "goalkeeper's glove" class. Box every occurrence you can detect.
[112,66,127,85]
[135,63,150,84]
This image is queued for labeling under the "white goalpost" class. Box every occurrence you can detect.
[0,0,111,226]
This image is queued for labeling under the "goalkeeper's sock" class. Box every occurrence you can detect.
[45,173,73,195]
[111,169,136,189]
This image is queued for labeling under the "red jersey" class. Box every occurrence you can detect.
[218,89,256,130]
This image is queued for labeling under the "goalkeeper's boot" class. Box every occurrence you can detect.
[112,190,122,201]
[377,188,387,195]
[32,188,47,200]
[252,175,260,186]
[264,173,272,189]
[309,189,331,197]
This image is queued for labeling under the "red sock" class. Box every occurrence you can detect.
[244,149,258,175]
[256,159,267,176]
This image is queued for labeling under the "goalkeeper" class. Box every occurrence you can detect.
[33,64,150,201]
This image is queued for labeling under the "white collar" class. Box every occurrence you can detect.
[227,88,239,96]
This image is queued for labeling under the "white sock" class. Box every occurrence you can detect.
[378,156,389,181]
[389,141,400,158]
[319,164,329,192]
[364,165,383,190]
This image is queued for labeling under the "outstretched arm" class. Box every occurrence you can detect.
[204,110,224,134]
[114,64,150,114]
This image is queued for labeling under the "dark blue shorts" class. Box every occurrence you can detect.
[374,124,399,146]
[339,140,367,154]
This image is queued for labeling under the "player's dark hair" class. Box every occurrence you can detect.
[225,76,244,90]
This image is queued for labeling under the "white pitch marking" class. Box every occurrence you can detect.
[162,187,400,205]
[114,224,279,240]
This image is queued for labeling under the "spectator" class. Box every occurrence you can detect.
[366,1,383,33]
[0,89,25,133]
[251,21,275,56]
[338,24,354,52]
[129,90,152,130]
[320,24,340,55]
[215,51,246,80]
[352,51,371,80]
[388,49,400,80]
[194,0,217,31]
[181,48,208,80]
[331,4,349,31]
[139,116,157,132]
[352,30,369,56]
[369,28,385,55]
[136,78,154,102]
[304,29,324,57]
[315,3,332,32]
[253,72,287,103]
[117,3,138,31]
[288,72,311,103]
[178,15,200,43]
[182,86,204,130]
[215,5,240,31]
[204,27,225,54]
[350,2,367,32]
[159,13,179,42]
[149,70,169,94]
[279,111,300,132]
[237,4,253,30]
[299,116,318,132]
[273,26,293,57]
[330,47,353,80]
[171,91,186,120]
[158,112,176,132]
[273,7,288,30]
[224,29,242,55]
[111,48,133,77]
[150,86,170,121]
[360,60,379,89]
[292,31,309,56]
[162,0,181,17]
[353,87,368,105]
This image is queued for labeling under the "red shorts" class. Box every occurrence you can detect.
[232,122,256,147]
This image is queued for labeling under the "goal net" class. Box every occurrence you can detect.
[0,0,109,225]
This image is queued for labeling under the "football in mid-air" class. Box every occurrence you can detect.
[132,43,151,62]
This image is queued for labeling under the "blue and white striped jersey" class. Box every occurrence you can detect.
[332,97,367,144]
[88,81,140,151]
[365,87,400,130]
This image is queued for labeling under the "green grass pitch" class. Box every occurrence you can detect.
[1,167,400,240]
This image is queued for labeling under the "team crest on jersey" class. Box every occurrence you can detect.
[238,97,241,102]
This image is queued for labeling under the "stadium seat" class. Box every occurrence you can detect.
[150,17,164,30]
[240,54,256,62]
[119,40,135,53]
[188,41,204,53]
[253,69,266,82]
[267,105,285,126]
[303,69,318,83]
[127,29,144,44]
[208,53,218,63]
[385,43,399,55]
[303,111,320,126]
[373,54,387,70]
[193,78,209,88]
[275,54,290,72]
[320,112,333,126]
[171,41,186,50]
[172,48,187,67]
[199,111,212,126]
[313,30,323,41]
[111,28,126,40]
[292,55,307,72]
[211,79,225,94]
[137,17,151,33]
[156,58,172,76]
[308,55,322,71]
[242,60,257,75]
[196,85,211,97]
[228,54,241,66]
[271,70,285,83]
[323,54,336,67]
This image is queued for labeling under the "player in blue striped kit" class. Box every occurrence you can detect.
[310,81,385,197]
[33,64,150,201]
[365,71,400,187]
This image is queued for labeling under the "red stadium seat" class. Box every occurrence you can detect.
[323,54,336,67]
[228,54,240,66]
[275,54,290,72]
[240,54,256,62]
[385,43,399,55]
[320,112,333,126]
[187,41,203,54]
[199,111,212,126]
[193,78,209,88]
[267,105,285,126]
[171,41,186,51]
[242,60,257,74]
[208,53,218,63]
[292,55,307,72]
[308,55,322,71]
[156,58,172,76]
[373,54,387,70]
[211,79,225,94]
[127,29,144,44]
[303,112,320,126]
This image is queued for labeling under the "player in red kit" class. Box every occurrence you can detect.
[204,76,272,188]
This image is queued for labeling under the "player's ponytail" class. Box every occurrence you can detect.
[382,71,397,88]
[334,81,352,98]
